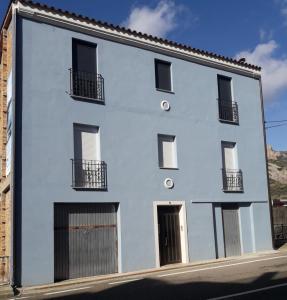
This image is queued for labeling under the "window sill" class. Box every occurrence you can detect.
[219,118,239,125]
[70,93,105,105]
[72,186,107,191]
[156,88,175,94]
[222,189,244,193]
[159,167,179,170]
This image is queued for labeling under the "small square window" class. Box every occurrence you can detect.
[155,60,172,92]
[158,134,177,169]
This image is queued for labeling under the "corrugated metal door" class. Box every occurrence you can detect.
[158,206,182,266]
[54,203,118,281]
[222,204,241,257]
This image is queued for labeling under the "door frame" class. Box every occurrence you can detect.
[153,201,189,268]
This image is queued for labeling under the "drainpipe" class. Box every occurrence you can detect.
[259,77,275,250]
[10,1,18,289]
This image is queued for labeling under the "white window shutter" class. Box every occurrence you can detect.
[81,130,98,161]
[162,139,173,168]
[158,135,177,168]
[222,143,238,170]
[74,125,99,161]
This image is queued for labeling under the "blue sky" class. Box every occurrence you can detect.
[1,0,287,150]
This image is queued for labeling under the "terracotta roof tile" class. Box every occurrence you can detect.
[14,0,261,71]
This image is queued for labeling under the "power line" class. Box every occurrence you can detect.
[265,119,287,123]
[265,123,287,129]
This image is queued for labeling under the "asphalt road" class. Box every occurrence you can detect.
[11,251,287,300]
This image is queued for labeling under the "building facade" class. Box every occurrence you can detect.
[0,0,273,287]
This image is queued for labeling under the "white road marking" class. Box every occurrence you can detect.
[9,297,29,300]
[207,282,287,299]
[157,254,287,278]
[44,286,91,295]
[108,278,142,285]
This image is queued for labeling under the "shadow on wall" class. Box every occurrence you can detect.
[48,272,284,300]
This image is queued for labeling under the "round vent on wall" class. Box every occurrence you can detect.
[164,178,174,189]
[161,100,170,111]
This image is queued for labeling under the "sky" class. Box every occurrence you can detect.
[0,0,287,150]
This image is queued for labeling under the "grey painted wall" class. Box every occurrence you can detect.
[239,204,255,254]
[252,202,273,251]
[15,16,272,286]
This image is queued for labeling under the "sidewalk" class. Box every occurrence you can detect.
[0,248,284,299]
[0,283,14,299]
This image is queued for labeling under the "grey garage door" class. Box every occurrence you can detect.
[54,203,118,281]
[222,204,241,257]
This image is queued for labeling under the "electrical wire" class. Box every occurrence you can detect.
[265,123,287,129]
[265,119,287,123]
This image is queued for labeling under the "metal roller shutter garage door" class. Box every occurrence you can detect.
[222,204,241,257]
[54,203,118,281]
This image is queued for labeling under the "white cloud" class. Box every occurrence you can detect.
[259,29,273,41]
[259,29,266,41]
[236,40,287,101]
[122,1,181,38]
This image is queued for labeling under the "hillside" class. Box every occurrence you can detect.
[267,145,287,200]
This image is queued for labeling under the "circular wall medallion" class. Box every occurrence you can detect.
[164,178,174,189]
[160,100,170,111]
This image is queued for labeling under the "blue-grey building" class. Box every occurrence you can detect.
[0,0,273,287]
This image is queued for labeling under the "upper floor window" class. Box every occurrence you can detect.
[70,39,104,101]
[72,124,107,189]
[73,39,97,75]
[217,75,239,124]
[218,75,232,102]
[221,141,243,192]
[158,134,178,169]
[155,59,172,92]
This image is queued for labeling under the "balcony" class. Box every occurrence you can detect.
[222,169,243,192]
[71,159,107,190]
[218,99,239,124]
[69,69,104,102]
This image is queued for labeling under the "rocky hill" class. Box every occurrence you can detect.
[267,145,287,200]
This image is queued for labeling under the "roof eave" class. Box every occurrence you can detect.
[15,0,261,74]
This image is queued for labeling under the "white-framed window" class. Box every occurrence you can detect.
[221,141,238,170]
[158,134,178,169]
[6,135,11,176]
[73,124,101,161]
[7,71,12,106]
[73,124,104,189]
[221,141,243,192]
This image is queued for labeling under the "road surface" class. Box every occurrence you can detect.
[9,251,287,300]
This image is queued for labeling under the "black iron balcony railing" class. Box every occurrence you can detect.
[222,169,243,192]
[69,69,104,101]
[72,159,107,190]
[218,99,239,124]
